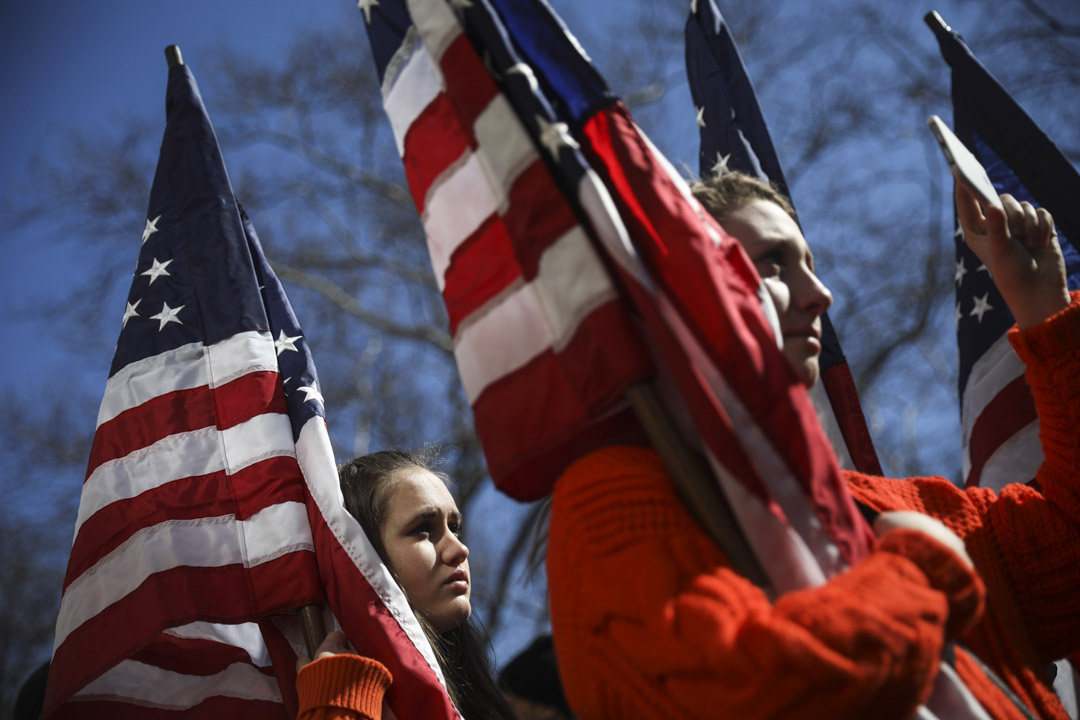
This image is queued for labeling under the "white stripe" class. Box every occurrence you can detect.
[295,417,447,686]
[977,419,1043,492]
[164,622,272,667]
[76,413,296,539]
[408,0,462,65]
[454,227,615,403]
[658,290,845,581]
[72,658,282,707]
[384,32,442,156]
[57,502,313,650]
[96,331,276,427]
[961,332,1025,445]
[473,94,540,203]
[423,151,500,289]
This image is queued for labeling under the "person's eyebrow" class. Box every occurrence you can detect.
[405,508,439,526]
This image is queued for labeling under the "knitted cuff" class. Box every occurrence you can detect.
[876,528,985,641]
[297,654,392,720]
[1008,290,1080,364]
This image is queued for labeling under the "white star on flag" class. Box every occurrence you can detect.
[297,383,325,406]
[970,292,993,323]
[506,63,539,92]
[141,258,174,285]
[536,116,579,158]
[695,106,706,128]
[954,258,967,286]
[122,299,141,329]
[955,302,963,327]
[977,263,990,275]
[142,215,161,244]
[357,0,379,24]
[711,152,732,177]
[450,0,472,8]
[690,0,699,14]
[149,301,184,331]
[275,329,302,356]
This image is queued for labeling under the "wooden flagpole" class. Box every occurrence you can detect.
[624,382,771,592]
[164,43,327,658]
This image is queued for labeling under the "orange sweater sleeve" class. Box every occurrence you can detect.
[296,654,392,720]
[548,445,983,720]
[848,292,1080,663]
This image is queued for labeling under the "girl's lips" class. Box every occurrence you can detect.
[445,569,469,587]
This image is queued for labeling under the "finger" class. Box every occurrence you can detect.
[953,174,987,239]
[296,654,311,672]
[1021,201,1039,250]
[1000,193,1024,241]
[1036,207,1055,249]
[314,630,349,660]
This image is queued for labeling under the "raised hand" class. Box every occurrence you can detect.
[954,178,1070,329]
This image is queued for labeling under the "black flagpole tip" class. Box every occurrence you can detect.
[165,45,184,68]
[924,11,951,37]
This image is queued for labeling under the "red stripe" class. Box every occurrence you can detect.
[820,362,883,476]
[48,696,287,720]
[502,160,580,281]
[403,91,472,214]
[46,553,323,717]
[471,300,653,499]
[965,374,1037,488]
[440,34,500,130]
[258,619,301,720]
[64,455,305,590]
[86,372,284,476]
[443,214,518,337]
[131,633,272,678]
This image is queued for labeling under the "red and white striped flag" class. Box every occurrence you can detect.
[43,61,458,719]
[360,0,874,590]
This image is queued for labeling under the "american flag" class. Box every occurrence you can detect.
[928,19,1080,491]
[43,61,457,719]
[685,0,882,476]
[359,0,876,593]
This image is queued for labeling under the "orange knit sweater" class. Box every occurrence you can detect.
[296,654,391,720]
[547,293,1080,720]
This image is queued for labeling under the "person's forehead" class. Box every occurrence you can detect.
[726,199,803,244]
[387,468,457,514]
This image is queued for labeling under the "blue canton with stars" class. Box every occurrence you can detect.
[112,63,324,440]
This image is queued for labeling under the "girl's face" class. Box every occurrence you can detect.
[379,467,471,633]
[722,199,833,388]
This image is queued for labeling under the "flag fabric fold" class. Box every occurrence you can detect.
[360,0,877,595]
[930,20,1080,492]
[45,62,456,720]
[685,0,882,477]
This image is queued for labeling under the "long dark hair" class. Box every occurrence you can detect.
[339,450,514,720]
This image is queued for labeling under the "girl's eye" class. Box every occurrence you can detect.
[411,523,431,537]
[755,250,784,277]
[449,521,462,537]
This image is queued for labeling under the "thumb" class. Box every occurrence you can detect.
[296,654,311,673]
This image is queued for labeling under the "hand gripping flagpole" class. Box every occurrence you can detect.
[162,44,328,660]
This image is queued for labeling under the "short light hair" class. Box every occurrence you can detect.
[690,172,796,223]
